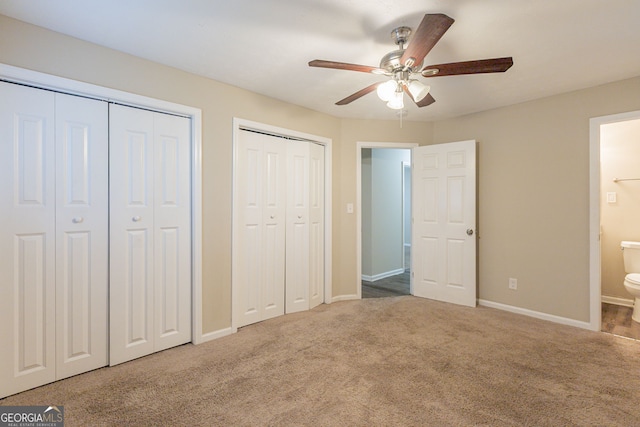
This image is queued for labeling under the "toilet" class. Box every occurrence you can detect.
[621,241,640,323]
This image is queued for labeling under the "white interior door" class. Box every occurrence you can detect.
[412,141,477,307]
[286,141,310,314]
[233,130,286,328]
[55,93,109,379]
[309,142,325,309]
[110,105,191,365]
[0,82,57,397]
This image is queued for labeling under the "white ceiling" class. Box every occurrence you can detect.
[1,0,639,122]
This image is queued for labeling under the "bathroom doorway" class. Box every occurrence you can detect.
[591,111,640,340]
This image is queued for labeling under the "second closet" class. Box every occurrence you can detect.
[233,129,325,328]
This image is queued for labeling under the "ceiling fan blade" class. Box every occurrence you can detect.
[309,60,383,74]
[421,57,514,77]
[403,86,436,107]
[336,82,381,105]
[416,93,436,107]
[400,14,454,68]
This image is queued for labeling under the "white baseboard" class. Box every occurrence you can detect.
[601,295,634,307]
[332,294,359,303]
[478,299,593,330]
[196,326,237,344]
[362,268,405,282]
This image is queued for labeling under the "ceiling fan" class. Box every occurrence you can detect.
[309,13,513,110]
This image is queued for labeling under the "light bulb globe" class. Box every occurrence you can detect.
[386,91,404,110]
[376,80,397,102]
[407,80,430,102]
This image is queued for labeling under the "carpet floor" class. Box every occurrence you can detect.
[2,296,639,426]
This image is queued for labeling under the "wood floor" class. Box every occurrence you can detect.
[362,246,411,298]
[601,303,640,340]
[362,270,410,298]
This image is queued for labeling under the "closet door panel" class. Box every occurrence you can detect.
[285,141,310,314]
[261,140,286,321]
[55,94,108,378]
[234,140,263,327]
[153,113,191,351]
[309,143,325,309]
[233,131,285,328]
[0,82,56,397]
[109,105,155,365]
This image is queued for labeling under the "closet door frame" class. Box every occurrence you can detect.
[0,63,206,344]
[231,118,333,331]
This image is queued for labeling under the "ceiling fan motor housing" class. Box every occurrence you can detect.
[379,49,424,74]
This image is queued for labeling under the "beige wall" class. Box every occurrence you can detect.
[433,77,640,322]
[0,15,342,333]
[600,119,640,299]
[3,13,640,329]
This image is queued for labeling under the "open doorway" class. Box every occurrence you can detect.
[597,115,640,340]
[357,144,416,298]
[590,110,640,338]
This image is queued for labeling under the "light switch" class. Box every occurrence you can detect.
[347,203,354,214]
[607,192,617,204]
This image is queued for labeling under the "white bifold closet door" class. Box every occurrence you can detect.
[286,141,325,313]
[234,130,324,328]
[0,82,108,398]
[109,105,192,366]
[234,130,287,327]
[308,142,325,310]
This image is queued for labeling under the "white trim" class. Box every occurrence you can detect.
[478,299,593,330]
[231,118,333,330]
[356,142,419,299]
[332,294,360,303]
[401,161,411,263]
[0,64,194,117]
[601,295,635,307]
[190,110,205,344]
[362,268,405,282]
[589,110,640,333]
[198,327,237,344]
[0,63,206,345]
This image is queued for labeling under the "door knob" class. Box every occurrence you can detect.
[132,216,142,222]
[466,229,474,236]
[72,217,84,224]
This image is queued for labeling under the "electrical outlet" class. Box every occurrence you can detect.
[509,278,517,290]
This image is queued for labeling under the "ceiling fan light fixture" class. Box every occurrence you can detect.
[376,80,397,101]
[407,80,430,102]
[386,91,404,110]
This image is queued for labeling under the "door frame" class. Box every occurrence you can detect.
[231,117,333,330]
[589,109,640,332]
[402,161,411,271]
[356,142,418,299]
[0,63,206,343]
